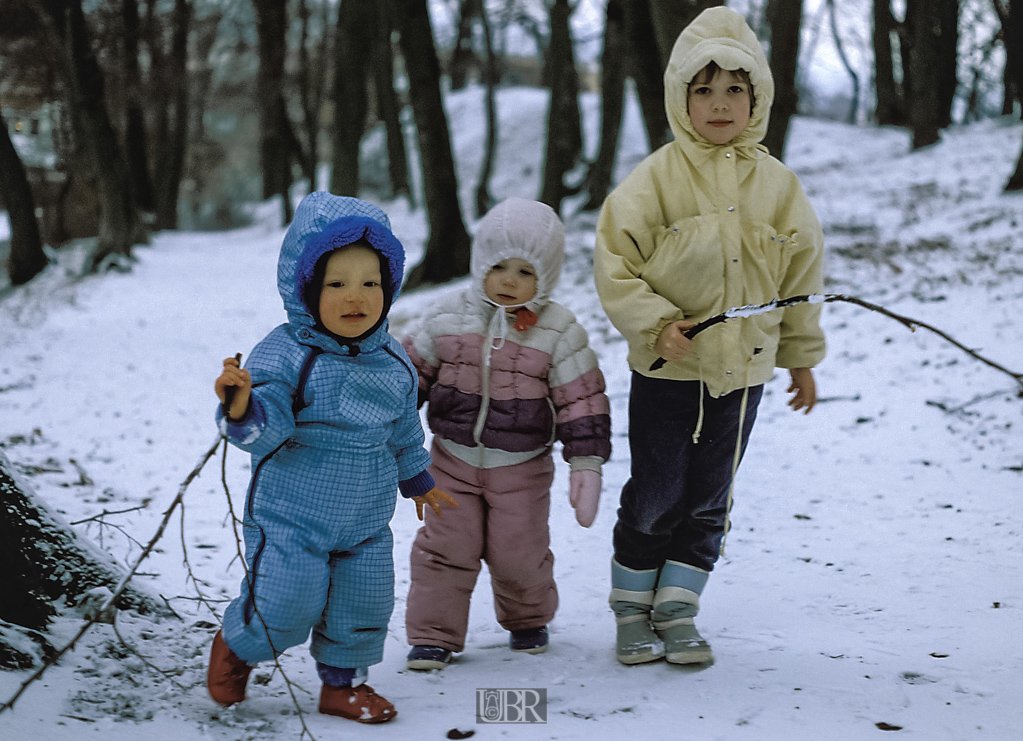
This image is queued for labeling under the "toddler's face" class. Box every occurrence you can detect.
[318,244,384,338]
[484,258,538,310]
[687,68,752,145]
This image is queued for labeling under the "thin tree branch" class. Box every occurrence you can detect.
[178,501,227,620]
[649,294,1023,394]
[826,0,861,123]
[0,433,223,714]
[70,504,148,525]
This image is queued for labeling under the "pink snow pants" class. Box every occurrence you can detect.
[405,439,558,652]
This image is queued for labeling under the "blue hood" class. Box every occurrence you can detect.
[279,191,406,349]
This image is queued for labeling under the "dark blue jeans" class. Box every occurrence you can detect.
[614,373,763,573]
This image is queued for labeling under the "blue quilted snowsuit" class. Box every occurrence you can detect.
[217,192,434,678]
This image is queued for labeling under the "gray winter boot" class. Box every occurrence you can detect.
[609,558,665,665]
[651,560,713,665]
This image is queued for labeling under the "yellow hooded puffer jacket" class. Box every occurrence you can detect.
[594,6,826,398]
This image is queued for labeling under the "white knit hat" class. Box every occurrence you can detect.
[470,197,565,314]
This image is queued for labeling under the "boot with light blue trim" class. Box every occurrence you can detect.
[651,560,713,665]
[609,558,665,665]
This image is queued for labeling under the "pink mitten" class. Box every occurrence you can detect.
[569,470,601,528]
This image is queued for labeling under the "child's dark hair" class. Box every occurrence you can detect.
[689,61,756,113]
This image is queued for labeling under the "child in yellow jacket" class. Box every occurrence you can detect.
[593,7,826,666]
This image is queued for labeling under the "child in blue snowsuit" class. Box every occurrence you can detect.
[208,191,454,723]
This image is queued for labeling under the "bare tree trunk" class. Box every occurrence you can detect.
[295,0,319,189]
[145,0,168,199]
[626,0,672,151]
[826,0,861,124]
[1008,145,1023,191]
[763,0,804,160]
[539,0,582,214]
[392,0,471,288]
[173,12,219,229]
[121,0,156,214]
[872,0,906,125]
[936,1,960,128]
[330,0,374,197]
[449,0,478,91]
[0,113,47,286]
[905,0,943,149]
[0,451,167,663]
[120,0,155,215]
[1004,0,1023,190]
[253,0,294,224]
[154,0,192,231]
[41,0,147,270]
[582,0,626,211]
[475,0,499,218]
[373,0,413,203]
[992,0,1019,117]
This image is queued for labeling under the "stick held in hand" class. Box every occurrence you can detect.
[222,353,243,418]
[646,294,1022,394]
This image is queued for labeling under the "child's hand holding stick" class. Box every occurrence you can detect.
[215,353,250,421]
[650,320,698,371]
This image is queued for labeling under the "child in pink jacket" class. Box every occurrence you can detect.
[400,198,612,669]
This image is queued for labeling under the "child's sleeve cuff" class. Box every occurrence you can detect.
[216,399,265,445]
[398,469,436,499]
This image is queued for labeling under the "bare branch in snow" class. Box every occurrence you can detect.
[0,434,222,714]
[649,294,1023,395]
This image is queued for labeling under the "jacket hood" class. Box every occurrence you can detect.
[469,197,564,314]
[279,191,405,351]
[664,6,774,155]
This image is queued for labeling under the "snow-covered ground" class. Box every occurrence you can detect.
[1,86,1022,741]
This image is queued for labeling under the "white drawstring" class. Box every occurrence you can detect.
[483,298,515,353]
[692,364,706,444]
[719,367,752,558]
[481,294,541,354]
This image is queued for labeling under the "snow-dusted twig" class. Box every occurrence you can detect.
[649,294,1023,393]
[0,434,223,714]
[70,503,148,525]
[925,387,1016,415]
[71,504,148,553]
[178,502,227,620]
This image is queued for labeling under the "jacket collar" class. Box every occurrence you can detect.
[298,320,391,358]
[671,129,768,168]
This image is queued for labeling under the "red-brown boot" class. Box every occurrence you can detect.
[207,630,252,707]
[318,684,397,723]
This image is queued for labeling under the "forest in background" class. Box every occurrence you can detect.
[0,0,1021,287]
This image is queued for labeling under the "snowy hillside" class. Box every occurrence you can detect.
[1,85,1021,741]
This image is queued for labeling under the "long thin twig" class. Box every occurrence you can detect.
[70,504,148,526]
[178,501,227,620]
[0,434,223,714]
[649,294,1023,393]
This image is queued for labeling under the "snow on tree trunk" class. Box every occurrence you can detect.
[0,450,167,666]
